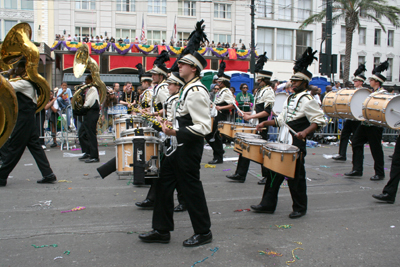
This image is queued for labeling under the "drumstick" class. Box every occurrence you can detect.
[390,109,400,115]
[280,121,306,142]
[234,128,267,130]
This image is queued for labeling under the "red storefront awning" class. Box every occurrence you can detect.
[109,55,143,71]
[63,54,100,70]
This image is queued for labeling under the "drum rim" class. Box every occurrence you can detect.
[234,133,261,138]
[263,143,299,153]
[242,138,268,145]
[115,136,160,144]
[120,127,156,135]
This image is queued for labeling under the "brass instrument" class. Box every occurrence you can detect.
[71,43,106,111]
[1,22,50,113]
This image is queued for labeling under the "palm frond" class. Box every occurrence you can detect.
[299,10,326,29]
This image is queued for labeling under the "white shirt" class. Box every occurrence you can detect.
[83,86,100,108]
[10,79,37,104]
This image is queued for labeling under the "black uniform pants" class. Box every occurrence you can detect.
[35,109,46,146]
[383,135,400,199]
[78,108,99,158]
[259,153,307,213]
[152,138,211,234]
[0,107,53,181]
[351,125,384,176]
[205,112,227,162]
[338,120,360,159]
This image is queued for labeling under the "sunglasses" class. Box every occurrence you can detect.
[242,87,248,89]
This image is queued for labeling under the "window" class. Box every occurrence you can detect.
[5,20,18,35]
[373,57,380,71]
[147,30,166,45]
[276,29,292,60]
[258,0,274,19]
[4,0,17,9]
[387,58,393,82]
[374,29,381,45]
[178,1,196,16]
[298,0,311,21]
[177,32,190,44]
[296,31,311,60]
[257,28,274,58]
[339,55,345,79]
[23,21,34,39]
[116,0,135,12]
[375,11,382,20]
[214,34,231,44]
[358,27,366,45]
[341,26,346,43]
[148,0,166,14]
[116,29,135,41]
[278,0,292,20]
[358,56,365,65]
[360,9,367,18]
[388,30,394,47]
[76,26,96,39]
[21,0,34,10]
[214,3,231,19]
[75,0,96,10]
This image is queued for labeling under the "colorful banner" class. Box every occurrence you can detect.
[109,55,143,71]
[158,45,167,54]
[198,47,208,56]
[63,41,83,52]
[228,48,237,60]
[51,40,62,51]
[113,43,134,55]
[135,44,157,55]
[221,59,249,72]
[210,47,229,58]
[167,46,184,55]
[236,49,251,60]
[91,42,110,54]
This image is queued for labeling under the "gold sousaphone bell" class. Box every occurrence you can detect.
[0,22,49,148]
[71,43,106,111]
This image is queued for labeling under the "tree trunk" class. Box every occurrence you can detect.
[344,14,357,83]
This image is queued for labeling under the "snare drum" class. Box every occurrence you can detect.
[262,143,299,178]
[114,118,127,139]
[362,92,400,129]
[115,136,160,176]
[115,117,145,139]
[334,88,371,120]
[232,123,256,136]
[234,133,261,153]
[218,121,235,138]
[241,138,268,164]
[120,127,157,138]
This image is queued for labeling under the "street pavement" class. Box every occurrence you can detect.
[0,141,399,267]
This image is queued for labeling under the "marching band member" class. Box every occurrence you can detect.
[205,62,235,164]
[76,74,101,163]
[226,68,275,184]
[148,50,170,116]
[252,48,326,218]
[344,61,389,180]
[0,60,57,187]
[332,64,366,161]
[139,51,213,247]
[138,72,153,109]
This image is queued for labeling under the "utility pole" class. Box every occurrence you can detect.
[250,0,255,76]
[326,0,333,82]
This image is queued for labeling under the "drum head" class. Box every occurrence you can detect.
[234,122,254,127]
[264,143,299,152]
[385,95,400,129]
[235,133,261,139]
[273,93,288,115]
[350,88,371,120]
[121,127,156,136]
[243,138,268,145]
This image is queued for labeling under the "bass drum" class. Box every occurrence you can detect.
[362,92,400,129]
[272,93,289,115]
[334,88,371,120]
[322,91,339,118]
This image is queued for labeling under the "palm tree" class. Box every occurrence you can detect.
[299,0,400,82]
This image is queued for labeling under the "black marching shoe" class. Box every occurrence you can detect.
[289,211,306,219]
[37,173,57,184]
[139,230,170,243]
[226,173,245,183]
[78,154,90,161]
[174,204,187,212]
[332,155,346,161]
[0,179,7,187]
[135,199,154,209]
[370,175,385,181]
[250,204,274,213]
[183,231,212,247]
[372,193,395,204]
[344,170,363,177]
[258,177,267,185]
[85,158,100,163]
[208,159,223,164]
